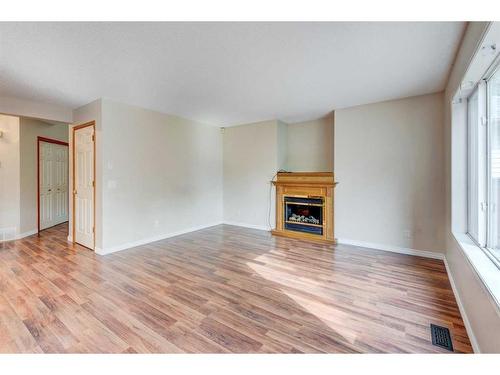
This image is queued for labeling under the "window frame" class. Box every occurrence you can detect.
[485,62,500,269]
[466,59,500,270]
[467,83,487,247]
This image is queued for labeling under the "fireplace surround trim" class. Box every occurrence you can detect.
[271,172,337,244]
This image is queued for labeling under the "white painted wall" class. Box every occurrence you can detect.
[445,22,500,353]
[222,117,334,229]
[0,114,21,241]
[19,118,69,234]
[335,93,445,254]
[99,99,223,253]
[223,120,283,229]
[286,114,334,172]
[0,96,73,123]
[277,120,288,172]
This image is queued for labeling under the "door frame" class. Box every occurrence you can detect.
[37,136,69,233]
[72,121,96,249]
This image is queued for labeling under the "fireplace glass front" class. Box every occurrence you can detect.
[284,196,323,235]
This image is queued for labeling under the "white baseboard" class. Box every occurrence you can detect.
[337,238,445,260]
[443,257,480,353]
[222,221,271,231]
[17,229,38,240]
[95,221,224,255]
[67,235,73,242]
[0,229,38,242]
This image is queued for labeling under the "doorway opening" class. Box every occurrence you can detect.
[37,137,69,233]
[0,115,70,243]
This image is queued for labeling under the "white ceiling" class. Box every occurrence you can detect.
[0,22,465,126]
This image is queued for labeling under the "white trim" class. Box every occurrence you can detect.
[222,221,270,231]
[67,235,73,242]
[337,238,445,260]
[443,257,481,353]
[95,221,224,255]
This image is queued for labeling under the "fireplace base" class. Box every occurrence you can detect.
[271,228,337,244]
[271,172,337,244]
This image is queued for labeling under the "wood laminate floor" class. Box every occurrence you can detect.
[0,223,472,353]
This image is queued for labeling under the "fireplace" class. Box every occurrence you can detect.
[284,196,324,235]
[271,172,337,244]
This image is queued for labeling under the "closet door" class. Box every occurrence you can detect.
[53,143,69,225]
[39,141,69,231]
[39,142,55,230]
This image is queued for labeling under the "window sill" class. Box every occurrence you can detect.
[452,232,500,314]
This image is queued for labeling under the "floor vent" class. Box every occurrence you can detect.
[430,324,454,351]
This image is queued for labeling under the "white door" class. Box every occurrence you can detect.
[74,125,95,249]
[39,142,69,230]
[53,144,69,225]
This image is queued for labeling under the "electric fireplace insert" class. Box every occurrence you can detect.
[284,196,324,235]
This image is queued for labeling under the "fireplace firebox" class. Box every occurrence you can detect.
[284,196,324,235]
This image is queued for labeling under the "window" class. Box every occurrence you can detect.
[487,68,500,262]
[467,64,500,267]
[467,86,486,246]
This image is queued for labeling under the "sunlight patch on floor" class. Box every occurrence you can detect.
[247,258,359,344]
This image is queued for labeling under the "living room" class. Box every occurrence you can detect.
[0,2,499,373]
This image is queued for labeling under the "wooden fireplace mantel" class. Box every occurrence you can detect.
[271,172,337,244]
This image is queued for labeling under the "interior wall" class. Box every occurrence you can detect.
[277,120,288,171]
[286,113,334,172]
[0,96,73,124]
[0,114,21,241]
[19,117,69,234]
[99,99,223,253]
[444,22,500,353]
[335,93,445,253]
[223,120,283,229]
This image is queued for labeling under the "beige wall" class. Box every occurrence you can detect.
[444,22,500,353]
[0,96,73,123]
[19,118,69,234]
[222,116,333,229]
[286,113,334,172]
[335,93,445,253]
[0,114,21,240]
[223,120,283,229]
[277,120,288,171]
[99,99,223,252]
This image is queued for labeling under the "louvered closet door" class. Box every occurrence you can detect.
[74,125,95,249]
[39,142,69,230]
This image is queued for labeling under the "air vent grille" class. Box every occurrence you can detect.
[430,324,454,351]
